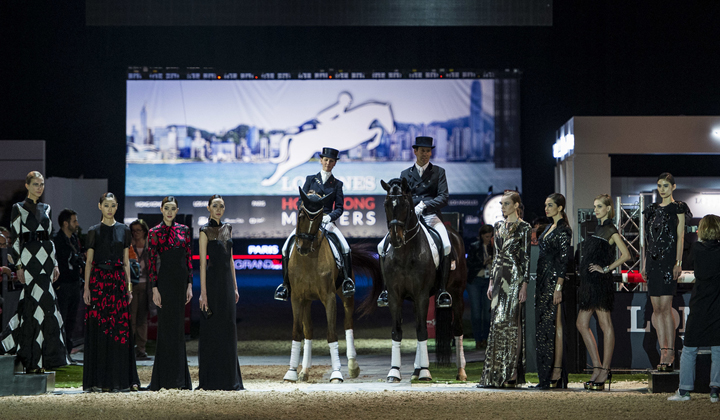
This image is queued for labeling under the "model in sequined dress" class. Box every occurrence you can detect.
[642,173,691,371]
[533,193,572,389]
[147,196,193,391]
[0,171,68,373]
[82,193,140,391]
[576,194,630,390]
[478,191,531,388]
[197,195,244,391]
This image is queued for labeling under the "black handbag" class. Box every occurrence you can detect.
[129,259,141,284]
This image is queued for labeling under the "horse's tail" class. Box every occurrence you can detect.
[356,244,383,318]
[435,306,453,367]
[270,134,291,164]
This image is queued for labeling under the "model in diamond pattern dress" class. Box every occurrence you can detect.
[0,171,69,372]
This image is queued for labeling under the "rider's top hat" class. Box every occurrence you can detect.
[412,136,435,149]
[319,147,340,160]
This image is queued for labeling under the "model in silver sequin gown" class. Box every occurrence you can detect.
[479,219,531,387]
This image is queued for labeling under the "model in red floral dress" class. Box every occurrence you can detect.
[147,196,193,390]
[83,192,140,391]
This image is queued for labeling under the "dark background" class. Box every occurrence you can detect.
[1,1,719,224]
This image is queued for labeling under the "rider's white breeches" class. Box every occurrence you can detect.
[377,214,451,256]
[282,222,350,256]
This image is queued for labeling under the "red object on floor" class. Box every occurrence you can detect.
[623,270,645,283]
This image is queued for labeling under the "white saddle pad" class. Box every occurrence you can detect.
[419,224,440,269]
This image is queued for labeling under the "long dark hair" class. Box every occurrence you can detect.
[547,193,569,226]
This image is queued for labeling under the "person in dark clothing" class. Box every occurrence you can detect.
[466,225,494,349]
[668,214,720,403]
[52,208,83,362]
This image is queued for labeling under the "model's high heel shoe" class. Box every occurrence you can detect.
[658,348,675,372]
[584,366,601,390]
[589,368,612,391]
[549,367,564,389]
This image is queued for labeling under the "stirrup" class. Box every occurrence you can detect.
[436,291,452,308]
[377,290,389,307]
[274,284,289,301]
[341,278,355,297]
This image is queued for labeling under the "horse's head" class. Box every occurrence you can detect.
[295,187,333,255]
[381,178,417,248]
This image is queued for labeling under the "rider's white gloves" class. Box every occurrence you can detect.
[322,215,331,224]
[414,201,426,217]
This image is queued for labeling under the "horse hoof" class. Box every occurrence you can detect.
[386,377,402,383]
[283,370,298,382]
[457,369,468,382]
[418,377,433,382]
[411,368,421,381]
[330,370,344,383]
[298,372,309,382]
[348,358,360,378]
[418,368,432,382]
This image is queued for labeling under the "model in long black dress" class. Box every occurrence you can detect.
[0,198,69,371]
[147,221,193,390]
[535,219,571,388]
[643,201,692,297]
[198,220,244,390]
[83,222,140,391]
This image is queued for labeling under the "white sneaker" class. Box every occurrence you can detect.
[667,390,691,401]
[711,393,719,403]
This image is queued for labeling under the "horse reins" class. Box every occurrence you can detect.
[296,203,324,252]
[387,194,421,248]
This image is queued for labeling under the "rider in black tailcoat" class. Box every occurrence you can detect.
[377,136,453,308]
[275,147,355,300]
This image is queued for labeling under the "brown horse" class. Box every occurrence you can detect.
[283,187,379,383]
[361,178,468,382]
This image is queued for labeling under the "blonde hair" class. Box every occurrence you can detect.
[503,190,523,219]
[698,214,720,241]
[594,194,614,219]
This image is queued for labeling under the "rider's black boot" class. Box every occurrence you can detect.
[274,255,290,301]
[341,252,355,297]
[436,256,452,308]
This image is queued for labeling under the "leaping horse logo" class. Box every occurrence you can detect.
[261,92,396,186]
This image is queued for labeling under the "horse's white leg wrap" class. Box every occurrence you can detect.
[418,340,432,380]
[284,340,302,381]
[289,340,301,369]
[345,329,357,359]
[302,339,313,371]
[329,341,343,382]
[455,335,466,369]
[388,340,402,380]
[414,341,421,370]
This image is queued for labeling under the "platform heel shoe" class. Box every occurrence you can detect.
[584,366,601,390]
[589,368,612,391]
[549,367,565,389]
[657,348,675,372]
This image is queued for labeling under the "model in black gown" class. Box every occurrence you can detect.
[1,173,68,372]
[198,217,244,391]
[535,218,571,388]
[83,208,140,391]
[147,203,193,391]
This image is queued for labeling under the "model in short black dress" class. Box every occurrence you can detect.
[83,223,140,391]
[578,219,618,312]
[198,220,244,391]
[147,221,193,390]
[643,201,692,296]
[535,219,572,388]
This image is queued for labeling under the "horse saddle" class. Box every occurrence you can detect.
[420,219,458,271]
[321,227,344,271]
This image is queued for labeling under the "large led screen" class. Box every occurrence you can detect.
[126,72,521,238]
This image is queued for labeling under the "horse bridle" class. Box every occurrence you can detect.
[296,203,324,252]
[386,193,421,248]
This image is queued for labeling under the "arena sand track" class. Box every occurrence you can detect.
[0,366,717,420]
